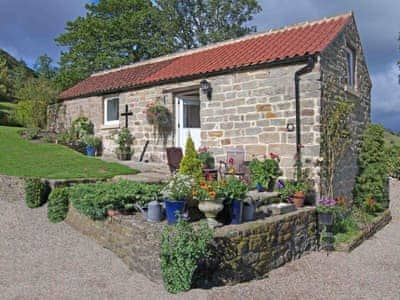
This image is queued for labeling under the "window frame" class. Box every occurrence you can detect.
[345,46,356,89]
[103,96,120,126]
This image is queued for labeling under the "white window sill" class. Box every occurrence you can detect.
[344,85,360,97]
[100,123,120,130]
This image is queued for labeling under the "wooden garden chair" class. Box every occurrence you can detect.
[166,147,183,174]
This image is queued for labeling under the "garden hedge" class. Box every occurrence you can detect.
[47,188,69,223]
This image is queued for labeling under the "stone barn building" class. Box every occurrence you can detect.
[51,12,371,198]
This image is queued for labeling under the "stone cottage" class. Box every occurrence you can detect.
[51,12,371,198]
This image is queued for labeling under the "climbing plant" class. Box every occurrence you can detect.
[320,97,354,198]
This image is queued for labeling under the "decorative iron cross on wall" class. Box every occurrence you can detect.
[121,104,133,128]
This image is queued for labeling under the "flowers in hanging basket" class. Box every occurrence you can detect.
[146,101,171,127]
[316,197,337,213]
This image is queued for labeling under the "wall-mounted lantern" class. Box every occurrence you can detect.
[200,79,212,100]
[287,123,295,132]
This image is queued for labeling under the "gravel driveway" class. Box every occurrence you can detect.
[1,180,399,300]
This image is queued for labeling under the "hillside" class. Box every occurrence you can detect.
[384,129,400,147]
[0,49,36,102]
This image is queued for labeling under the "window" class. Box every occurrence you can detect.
[104,97,119,125]
[183,102,200,128]
[345,47,356,88]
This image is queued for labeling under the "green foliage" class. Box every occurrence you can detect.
[160,218,213,293]
[19,127,40,140]
[320,97,354,198]
[71,116,94,138]
[0,57,11,98]
[179,135,203,181]
[81,134,102,148]
[47,188,69,223]
[222,176,248,201]
[279,179,312,201]
[156,0,262,50]
[249,158,280,188]
[198,149,215,169]
[68,180,162,219]
[33,54,57,80]
[0,126,137,179]
[115,128,135,154]
[13,77,58,128]
[385,145,400,179]
[25,178,49,208]
[354,124,389,207]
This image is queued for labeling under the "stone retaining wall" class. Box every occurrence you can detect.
[65,205,317,287]
[0,175,25,202]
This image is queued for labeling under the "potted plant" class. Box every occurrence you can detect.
[81,134,101,156]
[195,180,225,227]
[162,173,194,225]
[316,197,337,226]
[115,128,134,160]
[249,158,280,192]
[292,180,310,208]
[198,147,215,169]
[222,176,249,224]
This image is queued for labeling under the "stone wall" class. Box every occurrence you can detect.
[319,17,372,199]
[52,62,322,179]
[0,175,25,202]
[197,207,317,286]
[65,205,317,287]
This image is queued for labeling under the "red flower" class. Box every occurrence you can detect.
[228,158,234,165]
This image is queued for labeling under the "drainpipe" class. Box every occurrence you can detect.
[294,56,315,181]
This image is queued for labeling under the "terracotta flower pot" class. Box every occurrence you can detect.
[292,191,305,208]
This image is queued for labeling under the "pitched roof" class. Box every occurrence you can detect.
[59,12,352,100]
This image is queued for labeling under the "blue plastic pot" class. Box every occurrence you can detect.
[165,200,185,225]
[231,199,242,224]
[86,146,96,156]
[256,182,263,192]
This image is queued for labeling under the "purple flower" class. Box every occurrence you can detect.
[318,197,336,207]
[277,180,285,190]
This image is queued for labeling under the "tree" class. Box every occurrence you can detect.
[179,135,203,181]
[0,57,10,99]
[14,77,58,128]
[55,0,172,90]
[34,54,57,80]
[354,124,389,207]
[155,0,262,50]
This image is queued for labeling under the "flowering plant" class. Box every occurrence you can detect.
[222,176,248,201]
[198,146,215,169]
[193,180,225,201]
[162,174,195,201]
[146,101,171,127]
[316,197,337,213]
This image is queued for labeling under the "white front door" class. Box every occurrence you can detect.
[176,96,201,151]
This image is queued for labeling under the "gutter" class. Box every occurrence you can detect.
[294,56,316,181]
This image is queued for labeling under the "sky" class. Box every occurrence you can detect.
[0,0,399,131]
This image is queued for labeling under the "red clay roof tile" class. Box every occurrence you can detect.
[59,13,352,100]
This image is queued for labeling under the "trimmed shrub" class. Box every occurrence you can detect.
[67,180,162,220]
[25,178,49,208]
[47,188,69,223]
[179,136,202,181]
[160,218,213,293]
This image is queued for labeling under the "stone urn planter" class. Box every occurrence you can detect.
[292,191,305,208]
[198,199,224,228]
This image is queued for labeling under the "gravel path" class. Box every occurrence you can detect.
[1,180,399,300]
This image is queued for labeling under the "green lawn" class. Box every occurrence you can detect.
[0,126,138,179]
